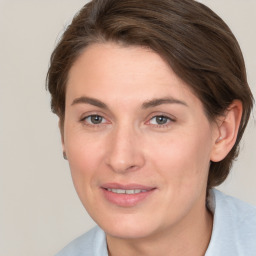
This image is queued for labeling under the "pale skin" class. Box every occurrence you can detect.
[62,43,242,256]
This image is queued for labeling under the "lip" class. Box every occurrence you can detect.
[101,183,156,207]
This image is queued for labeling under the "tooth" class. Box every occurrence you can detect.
[126,190,135,194]
[107,188,149,194]
[116,189,126,194]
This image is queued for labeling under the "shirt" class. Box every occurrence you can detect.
[55,189,256,256]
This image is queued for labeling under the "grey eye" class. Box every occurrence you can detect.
[81,114,109,126]
[155,116,168,124]
[149,115,170,125]
[89,115,103,124]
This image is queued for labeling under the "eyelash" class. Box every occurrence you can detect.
[80,114,110,128]
[146,114,175,128]
[80,114,175,128]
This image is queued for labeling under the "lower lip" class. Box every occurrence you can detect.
[101,188,155,207]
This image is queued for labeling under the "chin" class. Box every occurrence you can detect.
[105,224,155,240]
[96,211,162,240]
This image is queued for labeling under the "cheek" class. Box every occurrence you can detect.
[64,131,105,195]
[147,128,212,189]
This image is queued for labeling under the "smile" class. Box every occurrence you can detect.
[101,183,156,207]
[106,188,148,194]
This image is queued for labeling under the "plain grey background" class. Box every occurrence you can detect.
[0,1,255,255]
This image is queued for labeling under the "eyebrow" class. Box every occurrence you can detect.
[71,96,188,109]
[142,97,188,109]
[71,96,108,109]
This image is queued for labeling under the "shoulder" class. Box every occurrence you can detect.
[213,189,256,228]
[206,189,256,255]
[55,226,108,256]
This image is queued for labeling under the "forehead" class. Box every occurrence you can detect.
[68,42,177,85]
[66,42,200,108]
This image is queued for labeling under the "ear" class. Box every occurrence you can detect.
[58,119,65,151]
[210,100,243,162]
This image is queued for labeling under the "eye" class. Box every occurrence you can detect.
[150,116,169,125]
[147,115,174,126]
[82,115,107,125]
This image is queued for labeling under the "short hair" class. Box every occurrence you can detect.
[46,0,254,189]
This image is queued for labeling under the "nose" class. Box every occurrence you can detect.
[105,125,145,174]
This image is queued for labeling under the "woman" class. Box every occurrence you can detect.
[47,0,256,255]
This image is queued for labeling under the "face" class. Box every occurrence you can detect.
[63,43,219,240]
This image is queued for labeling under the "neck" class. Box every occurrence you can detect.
[107,199,213,256]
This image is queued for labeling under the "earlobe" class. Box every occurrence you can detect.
[59,120,68,160]
[58,119,65,150]
[63,151,68,160]
[211,100,243,162]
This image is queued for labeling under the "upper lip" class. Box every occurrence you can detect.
[101,183,156,191]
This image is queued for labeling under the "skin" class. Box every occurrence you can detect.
[62,43,242,256]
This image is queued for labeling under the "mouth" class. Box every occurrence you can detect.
[105,188,149,194]
[101,183,156,207]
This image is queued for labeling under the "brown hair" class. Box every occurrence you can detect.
[46,0,254,189]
